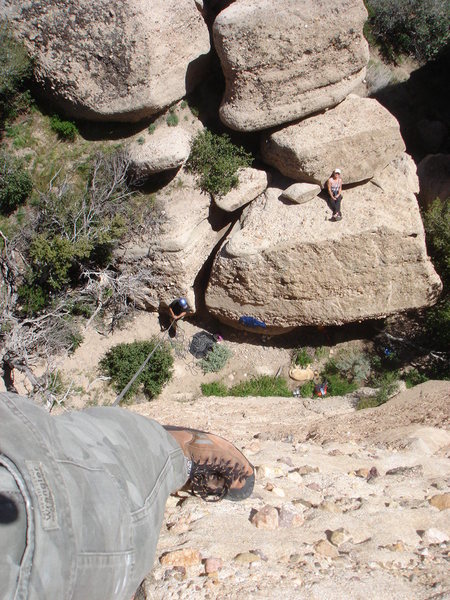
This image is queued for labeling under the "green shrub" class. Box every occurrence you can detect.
[423,197,450,289]
[200,344,233,373]
[325,373,358,396]
[362,370,399,409]
[29,234,92,292]
[0,21,32,122]
[180,100,187,109]
[425,299,450,352]
[50,114,78,141]
[17,282,48,315]
[0,151,32,215]
[330,348,371,385]
[137,136,145,145]
[364,0,450,61]
[201,381,228,396]
[166,108,179,127]
[148,123,156,134]
[293,348,313,367]
[229,375,291,397]
[315,346,329,360]
[100,340,173,401]
[300,380,315,398]
[186,129,253,196]
[401,368,429,389]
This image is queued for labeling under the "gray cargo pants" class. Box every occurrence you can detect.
[0,392,188,600]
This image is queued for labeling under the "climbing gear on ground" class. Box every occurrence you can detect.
[314,381,328,397]
[164,426,255,502]
[189,331,217,359]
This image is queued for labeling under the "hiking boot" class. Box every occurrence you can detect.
[335,214,342,221]
[164,426,255,502]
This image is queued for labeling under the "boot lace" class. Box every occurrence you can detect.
[190,458,248,502]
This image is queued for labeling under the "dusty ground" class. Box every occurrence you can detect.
[49,311,450,600]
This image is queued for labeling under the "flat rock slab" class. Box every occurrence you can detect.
[281,183,321,204]
[262,95,406,185]
[214,168,269,212]
[7,0,210,121]
[213,0,369,131]
[128,127,191,177]
[205,154,441,330]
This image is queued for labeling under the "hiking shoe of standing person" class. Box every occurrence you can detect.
[164,426,255,502]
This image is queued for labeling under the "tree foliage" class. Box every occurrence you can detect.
[186,129,253,196]
[0,150,32,215]
[50,114,78,141]
[0,21,32,123]
[365,0,450,62]
[100,340,173,401]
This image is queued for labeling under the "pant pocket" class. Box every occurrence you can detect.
[72,551,135,600]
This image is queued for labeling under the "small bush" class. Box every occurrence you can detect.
[365,0,450,61]
[424,299,450,352]
[229,375,291,397]
[0,22,32,122]
[300,380,315,398]
[325,373,358,396]
[362,370,399,409]
[50,114,78,141]
[200,344,233,373]
[180,100,187,109]
[186,129,253,196]
[100,340,173,401]
[148,123,156,135]
[293,348,313,367]
[201,381,228,396]
[0,151,32,215]
[332,348,372,385]
[423,197,450,289]
[137,136,145,145]
[166,110,179,127]
[402,368,428,389]
[17,282,48,315]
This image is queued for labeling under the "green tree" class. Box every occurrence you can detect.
[0,21,32,122]
[365,0,450,62]
[0,150,32,215]
[186,129,253,196]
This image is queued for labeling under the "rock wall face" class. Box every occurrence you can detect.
[213,0,369,131]
[118,172,230,312]
[205,155,442,329]
[261,95,406,185]
[5,0,210,121]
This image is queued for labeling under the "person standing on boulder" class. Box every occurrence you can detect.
[327,168,343,221]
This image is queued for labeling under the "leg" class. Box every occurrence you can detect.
[0,393,188,600]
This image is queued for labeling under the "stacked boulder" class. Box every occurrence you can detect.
[8,0,442,330]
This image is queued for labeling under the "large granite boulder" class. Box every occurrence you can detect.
[417,154,450,209]
[128,128,191,178]
[213,0,369,132]
[205,154,442,331]
[5,0,210,121]
[213,168,269,212]
[261,95,406,185]
[118,171,229,311]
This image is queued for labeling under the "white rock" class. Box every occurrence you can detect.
[214,168,269,212]
[262,95,406,185]
[213,0,369,131]
[281,183,321,205]
[420,528,449,545]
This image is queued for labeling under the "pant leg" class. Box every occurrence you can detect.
[334,195,342,215]
[0,393,188,600]
[53,407,189,600]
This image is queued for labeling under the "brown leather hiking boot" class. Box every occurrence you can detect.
[164,426,255,502]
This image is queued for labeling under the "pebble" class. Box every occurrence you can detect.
[386,541,406,552]
[163,566,186,581]
[428,493,450,511]
[204,557,223,574]
[420,528,449,545]
[160,548,202,567]
[257,464,285,479]
[251,505,279,530]
[278,503,305,528]
[314,539,339,559]
[319,501,342,513]
[296,465,319,476]
[265,482,285,497]
[386,465,423,477]
[287,470,302,483]
[355,468,370,478]
[234,552,261,564]
[328,528,351,547]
